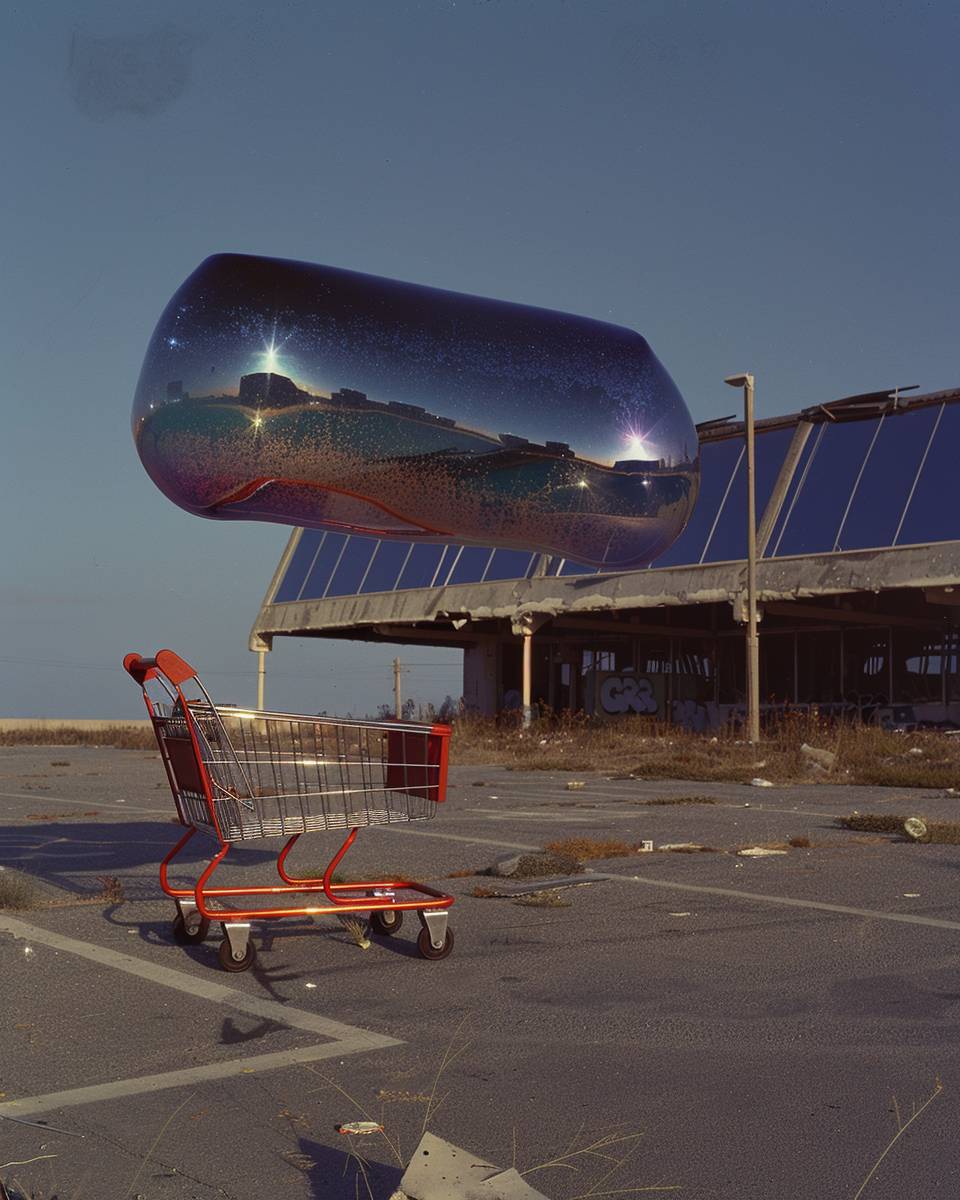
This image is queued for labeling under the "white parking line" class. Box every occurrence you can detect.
[0,915,402,1116]
[0,790,168,816]
[382,825,960,933]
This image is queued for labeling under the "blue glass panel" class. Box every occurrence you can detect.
[447,546,494,585]
[837,406,940,551]
[559,559,600,576]
[764,425,818,556]
[653,438,743,567]
[703,427,793,562]
[484,549,539,581]
[897,402,960,545]
[360,541,412,594]
[299,532,347,598]
[544,557,563,577]
[397,543,446,590]
[273,530,324,602]
[432,545,462,587]
[325,536,378,597]
[773,420,878,557]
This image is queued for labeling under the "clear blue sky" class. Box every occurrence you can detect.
[3,0,958,718]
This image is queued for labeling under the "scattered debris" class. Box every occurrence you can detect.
[908,747,925,756]
[903,893,921,898]
[488,852,583,878]
[512,889,572,908]
[337,1120,383,1135]
[638,839,655,852]
[668,911,691,917]
[473,875,607,900]
[800,743,836,771]
[750,777,774,788]
[904,817,929,841]
[659,842,714,853]
[738,846,788,857]
[399,1132,552,1200]
[565,780,585,790]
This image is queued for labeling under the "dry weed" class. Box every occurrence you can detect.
[449,711,960,788]
[544,837,634,860]
[0,872,39,911]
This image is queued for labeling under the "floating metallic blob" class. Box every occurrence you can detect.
[132,254,699,569]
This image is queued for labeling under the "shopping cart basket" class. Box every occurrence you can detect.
[124,649,455,971]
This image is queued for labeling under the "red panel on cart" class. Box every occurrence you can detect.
[386,729,449,801]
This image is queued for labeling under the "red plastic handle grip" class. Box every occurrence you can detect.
[123,650,197,687]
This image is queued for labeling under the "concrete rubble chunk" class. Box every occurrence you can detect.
[800,743,836,771]
[400,1133,552,1200]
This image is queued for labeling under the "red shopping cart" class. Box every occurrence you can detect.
[124,649,455,971]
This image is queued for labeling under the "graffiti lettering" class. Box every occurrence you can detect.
[600,675,659,715]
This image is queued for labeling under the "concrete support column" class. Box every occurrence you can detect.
[521,628,534,728]
[257,650,266,711]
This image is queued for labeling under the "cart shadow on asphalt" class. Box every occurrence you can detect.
[296,1136,404,1200]
[0,818,276,898]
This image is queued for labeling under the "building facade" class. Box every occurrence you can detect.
[251,386,960,731]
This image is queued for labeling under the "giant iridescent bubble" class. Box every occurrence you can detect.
[132,254,698,569]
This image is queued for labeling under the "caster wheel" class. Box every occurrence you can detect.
[218,937,257,973]
[370,908,403,936]
[417,926,454,960]
[172,912,211,945]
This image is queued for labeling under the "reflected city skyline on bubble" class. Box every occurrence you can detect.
[133,253,700,568]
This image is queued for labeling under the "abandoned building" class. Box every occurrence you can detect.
[250,385,960,730]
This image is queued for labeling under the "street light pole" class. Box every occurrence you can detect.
[724,372,760,744]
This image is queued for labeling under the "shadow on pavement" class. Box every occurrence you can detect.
[298,1137,404,1199]
[0,819,274,897]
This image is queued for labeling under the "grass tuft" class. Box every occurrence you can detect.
[544,837,634,860]
[0,872,39,910]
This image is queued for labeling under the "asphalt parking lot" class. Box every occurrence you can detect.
[3,746,960,1199]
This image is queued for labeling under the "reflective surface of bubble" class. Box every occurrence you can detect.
[133,254,699,569]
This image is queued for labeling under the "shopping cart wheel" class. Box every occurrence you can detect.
[172,912,211,945]
[217,937,257,973]
[417,926,454,960]
[369,908,404,937]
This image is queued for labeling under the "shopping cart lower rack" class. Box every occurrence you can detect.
[124,649,455,971]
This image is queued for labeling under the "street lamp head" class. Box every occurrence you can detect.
[724,373,754,388]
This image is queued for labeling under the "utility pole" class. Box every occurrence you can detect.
[725,372,760,744]
[393,657,403,719]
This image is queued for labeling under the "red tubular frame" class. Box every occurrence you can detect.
[127,649,454,928]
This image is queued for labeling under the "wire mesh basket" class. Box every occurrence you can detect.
[156,703,448,842]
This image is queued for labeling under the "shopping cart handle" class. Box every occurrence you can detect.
[123,650,197,687]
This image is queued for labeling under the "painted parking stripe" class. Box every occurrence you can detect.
[380,825,960,932]
[0,790,169,816]
[0,1039,388,1118]
[0,915,402,1115]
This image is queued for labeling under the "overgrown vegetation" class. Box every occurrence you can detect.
[449,710,960,787]
[0,725,155,749]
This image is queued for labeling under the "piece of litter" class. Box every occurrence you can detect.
[565,780,585,790]
[638,840,654,852]
[908,747,924,756]
[750,777,774,788]
[489,795,499,800]
[738,846,788,857]
[23,946,34,957]
[127,929,137,934]
[337,1121,382,1135]
[305,982,318,988]
[903,893,921,898]
[659,842,707,852]
[669,912,691,917]
[904,817,928,841]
